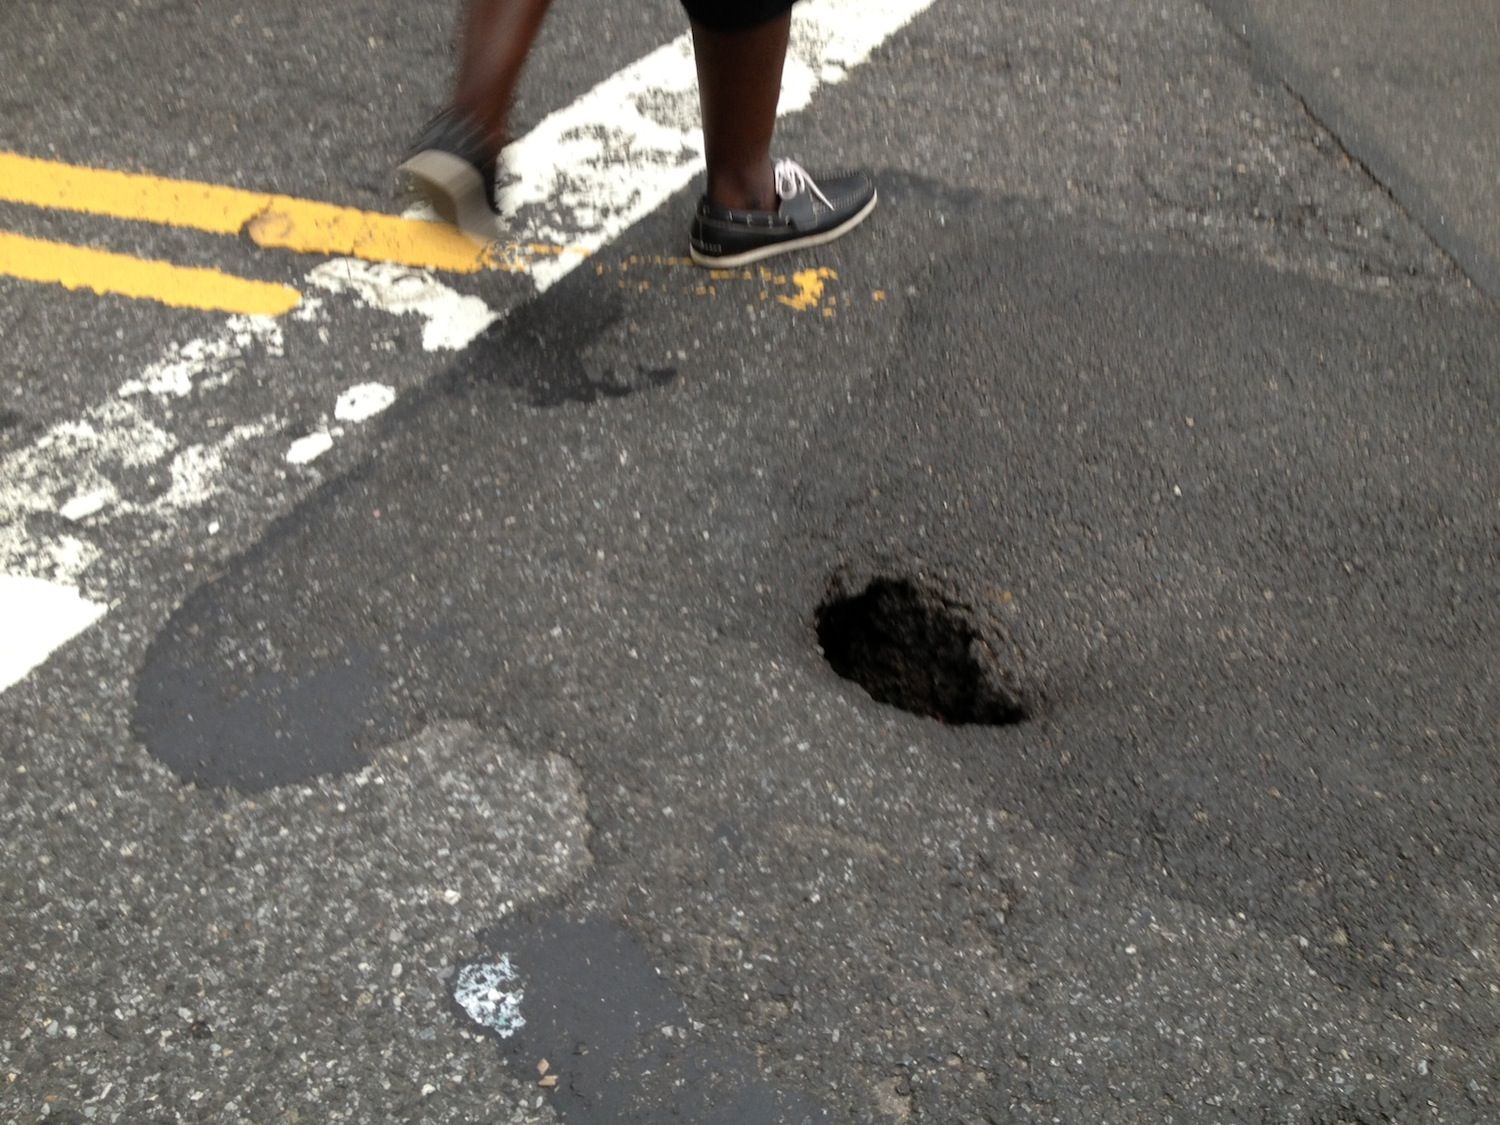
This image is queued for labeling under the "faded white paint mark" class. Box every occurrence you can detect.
[157,421,271,512]
[305,261,497,351]
[334,383,396,423]
[117,315,283,399]
[1,400,172,579]
[285,432,334,466]
[39,536,100,587]
[0,575,108,693]
[58,486,116,523]
[291,296,326,322]
[453,956,526,1039]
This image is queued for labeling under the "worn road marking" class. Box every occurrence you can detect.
[0,231,302,316]
[0,0,938,696]
[777,267,839,311]
[0,150,513,274]
[0,151,272,234]
[0,576,108,692]
[303,260,499,352]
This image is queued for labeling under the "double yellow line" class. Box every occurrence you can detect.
[0,152,546,316]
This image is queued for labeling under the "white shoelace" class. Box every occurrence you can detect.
[774,158,833,210]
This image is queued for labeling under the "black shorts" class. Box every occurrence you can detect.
[679,0,797,31]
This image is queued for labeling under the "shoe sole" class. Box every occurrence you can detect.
[689,191,879,268]
[396,150,499,246]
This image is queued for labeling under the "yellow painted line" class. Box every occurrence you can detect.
[0,231,301,316]
[0,152,261,234]
[244,200,497,273]
[0,151,581,274]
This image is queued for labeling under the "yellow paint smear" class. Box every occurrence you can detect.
[776,267,837,312]
[0,231,301,316]
[595,255,848,314]
[0,151,583,274]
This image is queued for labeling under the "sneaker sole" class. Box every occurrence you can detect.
[396,150,499,246]
[689,191,879,268]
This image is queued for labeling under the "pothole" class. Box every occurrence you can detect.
[816,577,1028,725]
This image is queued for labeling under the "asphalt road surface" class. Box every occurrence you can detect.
[2,0,1496,1122]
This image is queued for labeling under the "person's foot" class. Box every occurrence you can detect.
[689,159,876,267]
[398,107,501,245]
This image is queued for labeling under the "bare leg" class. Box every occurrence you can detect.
[690,13,791,211]
[453,0,556,156]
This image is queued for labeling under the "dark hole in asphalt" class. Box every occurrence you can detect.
[816,577,1027,725]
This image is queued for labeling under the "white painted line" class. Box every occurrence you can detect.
[0,0,938,694]
[0,575,108,693]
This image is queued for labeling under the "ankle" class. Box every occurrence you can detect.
[706,163,777,212]
[450,97,507,162]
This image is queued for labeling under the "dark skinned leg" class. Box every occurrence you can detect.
[690,12,791,212]
[453,0,556,157]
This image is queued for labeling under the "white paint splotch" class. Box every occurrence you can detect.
[452,956,526,1039]
[334,383,397,423]
[117,315,284,399]
[283,382,396,467]
[58,485,117,523]
[305,262,497,352]
[285,432,335,466]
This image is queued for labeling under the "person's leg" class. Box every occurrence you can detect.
[406,0,876,259]
[689,11,790,212]
[401,0,554,241]
[454,0,556,157]
[682,1,876,266]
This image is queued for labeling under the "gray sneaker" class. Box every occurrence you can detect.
[398,108,501,245]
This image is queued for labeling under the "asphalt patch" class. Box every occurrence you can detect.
[129,461,423,791]
[456,911,833,1123]
[133,638,388,791]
